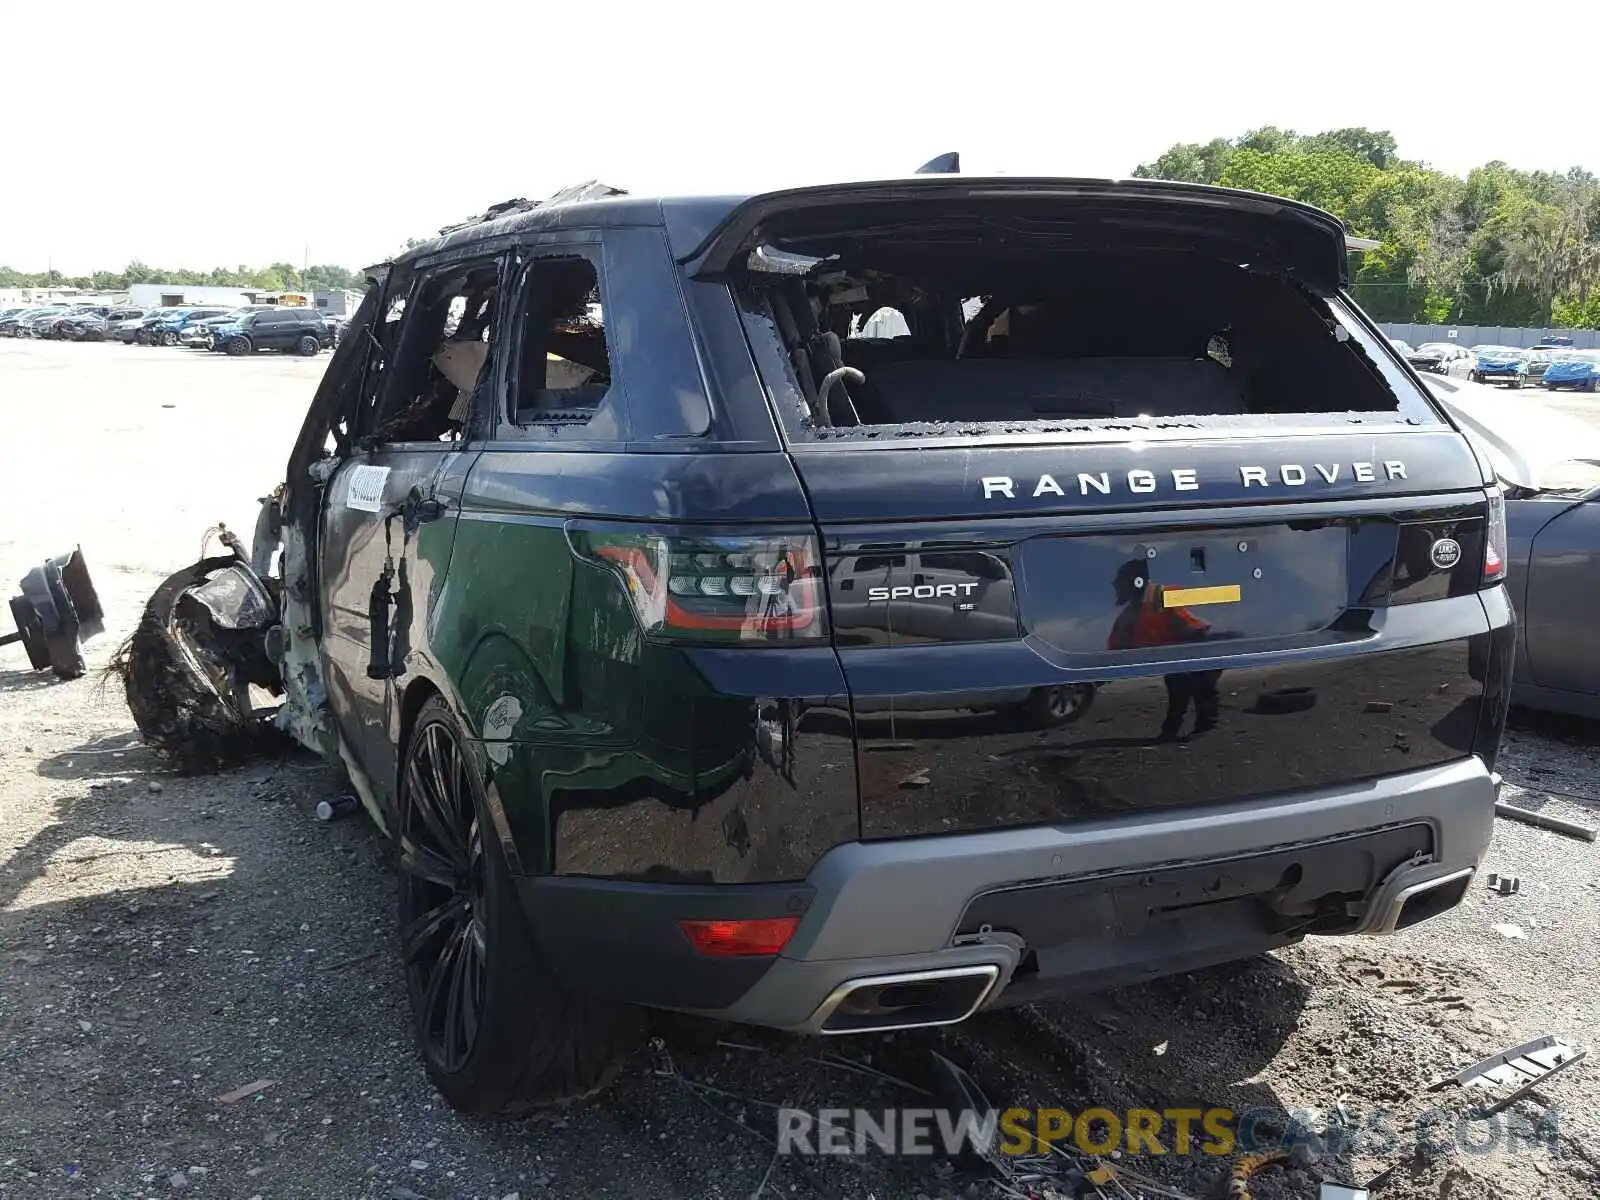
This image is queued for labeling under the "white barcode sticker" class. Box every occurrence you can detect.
[345,464,390,512]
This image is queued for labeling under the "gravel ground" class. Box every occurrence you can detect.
[3,339,1600,1200]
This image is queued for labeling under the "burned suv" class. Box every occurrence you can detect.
[121,176,1513,1112]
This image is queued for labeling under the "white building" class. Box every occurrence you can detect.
[125,283,262,309]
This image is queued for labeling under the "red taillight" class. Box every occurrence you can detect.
[569,527,827,643]
[679,916,800,957]
[1484,487,1507,584]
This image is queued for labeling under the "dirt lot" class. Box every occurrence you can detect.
[4,338,1600,1200]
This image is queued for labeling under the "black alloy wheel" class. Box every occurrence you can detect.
[395,697,639,1110]
[399,719,489,1074]
[296,333,320,356]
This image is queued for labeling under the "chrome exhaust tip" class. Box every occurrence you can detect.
[1367,865,1475,935]
[811,964,1001,1035]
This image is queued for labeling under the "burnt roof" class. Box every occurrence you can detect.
[383,176,1350,284]
[386,192,747,272]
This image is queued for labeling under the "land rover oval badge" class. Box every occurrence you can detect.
[1430,537,1463,570]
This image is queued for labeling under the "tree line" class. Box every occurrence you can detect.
[0,262,365,294]
[11,135,1600,328]
[1134,127,1600,328]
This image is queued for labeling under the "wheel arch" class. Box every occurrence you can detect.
[398,676,444,762]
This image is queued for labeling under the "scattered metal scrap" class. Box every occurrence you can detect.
[1,547,103,680]
[1492,800,1598,842]
[1427,1034,1586,1117]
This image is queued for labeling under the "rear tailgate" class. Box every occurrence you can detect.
[800,432,1501,839]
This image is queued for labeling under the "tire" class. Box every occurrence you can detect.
[108,557,283,774]
[1023,683,1096,728]
[295,334,320,356]
[224,337,252,356]
[1510,376,1523,390]
[1587,379,1598,394]
[398,697,639,1112]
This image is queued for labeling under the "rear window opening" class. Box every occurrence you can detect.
[733,228,1436,442]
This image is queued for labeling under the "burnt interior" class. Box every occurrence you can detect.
[737,215,1412,436]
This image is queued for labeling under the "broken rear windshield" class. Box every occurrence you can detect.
[731,228,1441,444]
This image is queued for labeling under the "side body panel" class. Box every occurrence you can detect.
[1520,497,1600,700]
[435,452,860,882]
[412,225,860,884]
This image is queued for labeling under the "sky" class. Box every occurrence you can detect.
[6,0,1598,276]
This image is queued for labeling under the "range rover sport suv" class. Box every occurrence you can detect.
[120,175,1513,1112]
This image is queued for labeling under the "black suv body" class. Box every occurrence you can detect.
[132,177,1512,1111]
[210,306,333,355]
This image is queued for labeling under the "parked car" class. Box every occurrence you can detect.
[1424,374,1600,717]
[118,177,1512,1112]
[1540,350,1600,392]
[51,306,115,340]
[62,306,145,342]
[208,307,333,355]
[79,307,146,341]
[1407,341,1473,375]
[61,314,110,341]
[0,307,48,336]
[1388,338,1416,356]
[1535,334,1575,348]
[1523,347,1558,383]
[1472,345,1530,386]
[113,312,154,343]
[17,307,71,337]
[131,308,186,344]
[179,306,273,347]
[149,307,231,346]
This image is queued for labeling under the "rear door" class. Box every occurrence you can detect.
[318,253,504,796]
[255,310,292,350]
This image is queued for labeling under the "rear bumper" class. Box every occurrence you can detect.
[526,756,1495,1030]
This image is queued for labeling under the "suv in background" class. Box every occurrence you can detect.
[1407,341,1473,375]
[209,307,333,355]
[132,308,186,344]
[121,177,1513,1113]
[150,307,232,346]
[179,306,273,348]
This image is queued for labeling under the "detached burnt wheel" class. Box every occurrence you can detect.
[398,697,638,1111]
[295,334,320,356]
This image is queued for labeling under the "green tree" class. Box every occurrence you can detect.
[1132,127,1600,326]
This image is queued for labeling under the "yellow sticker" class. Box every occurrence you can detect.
[1162,584,1242,607]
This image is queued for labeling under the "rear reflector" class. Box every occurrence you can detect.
[679,916,800,957]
